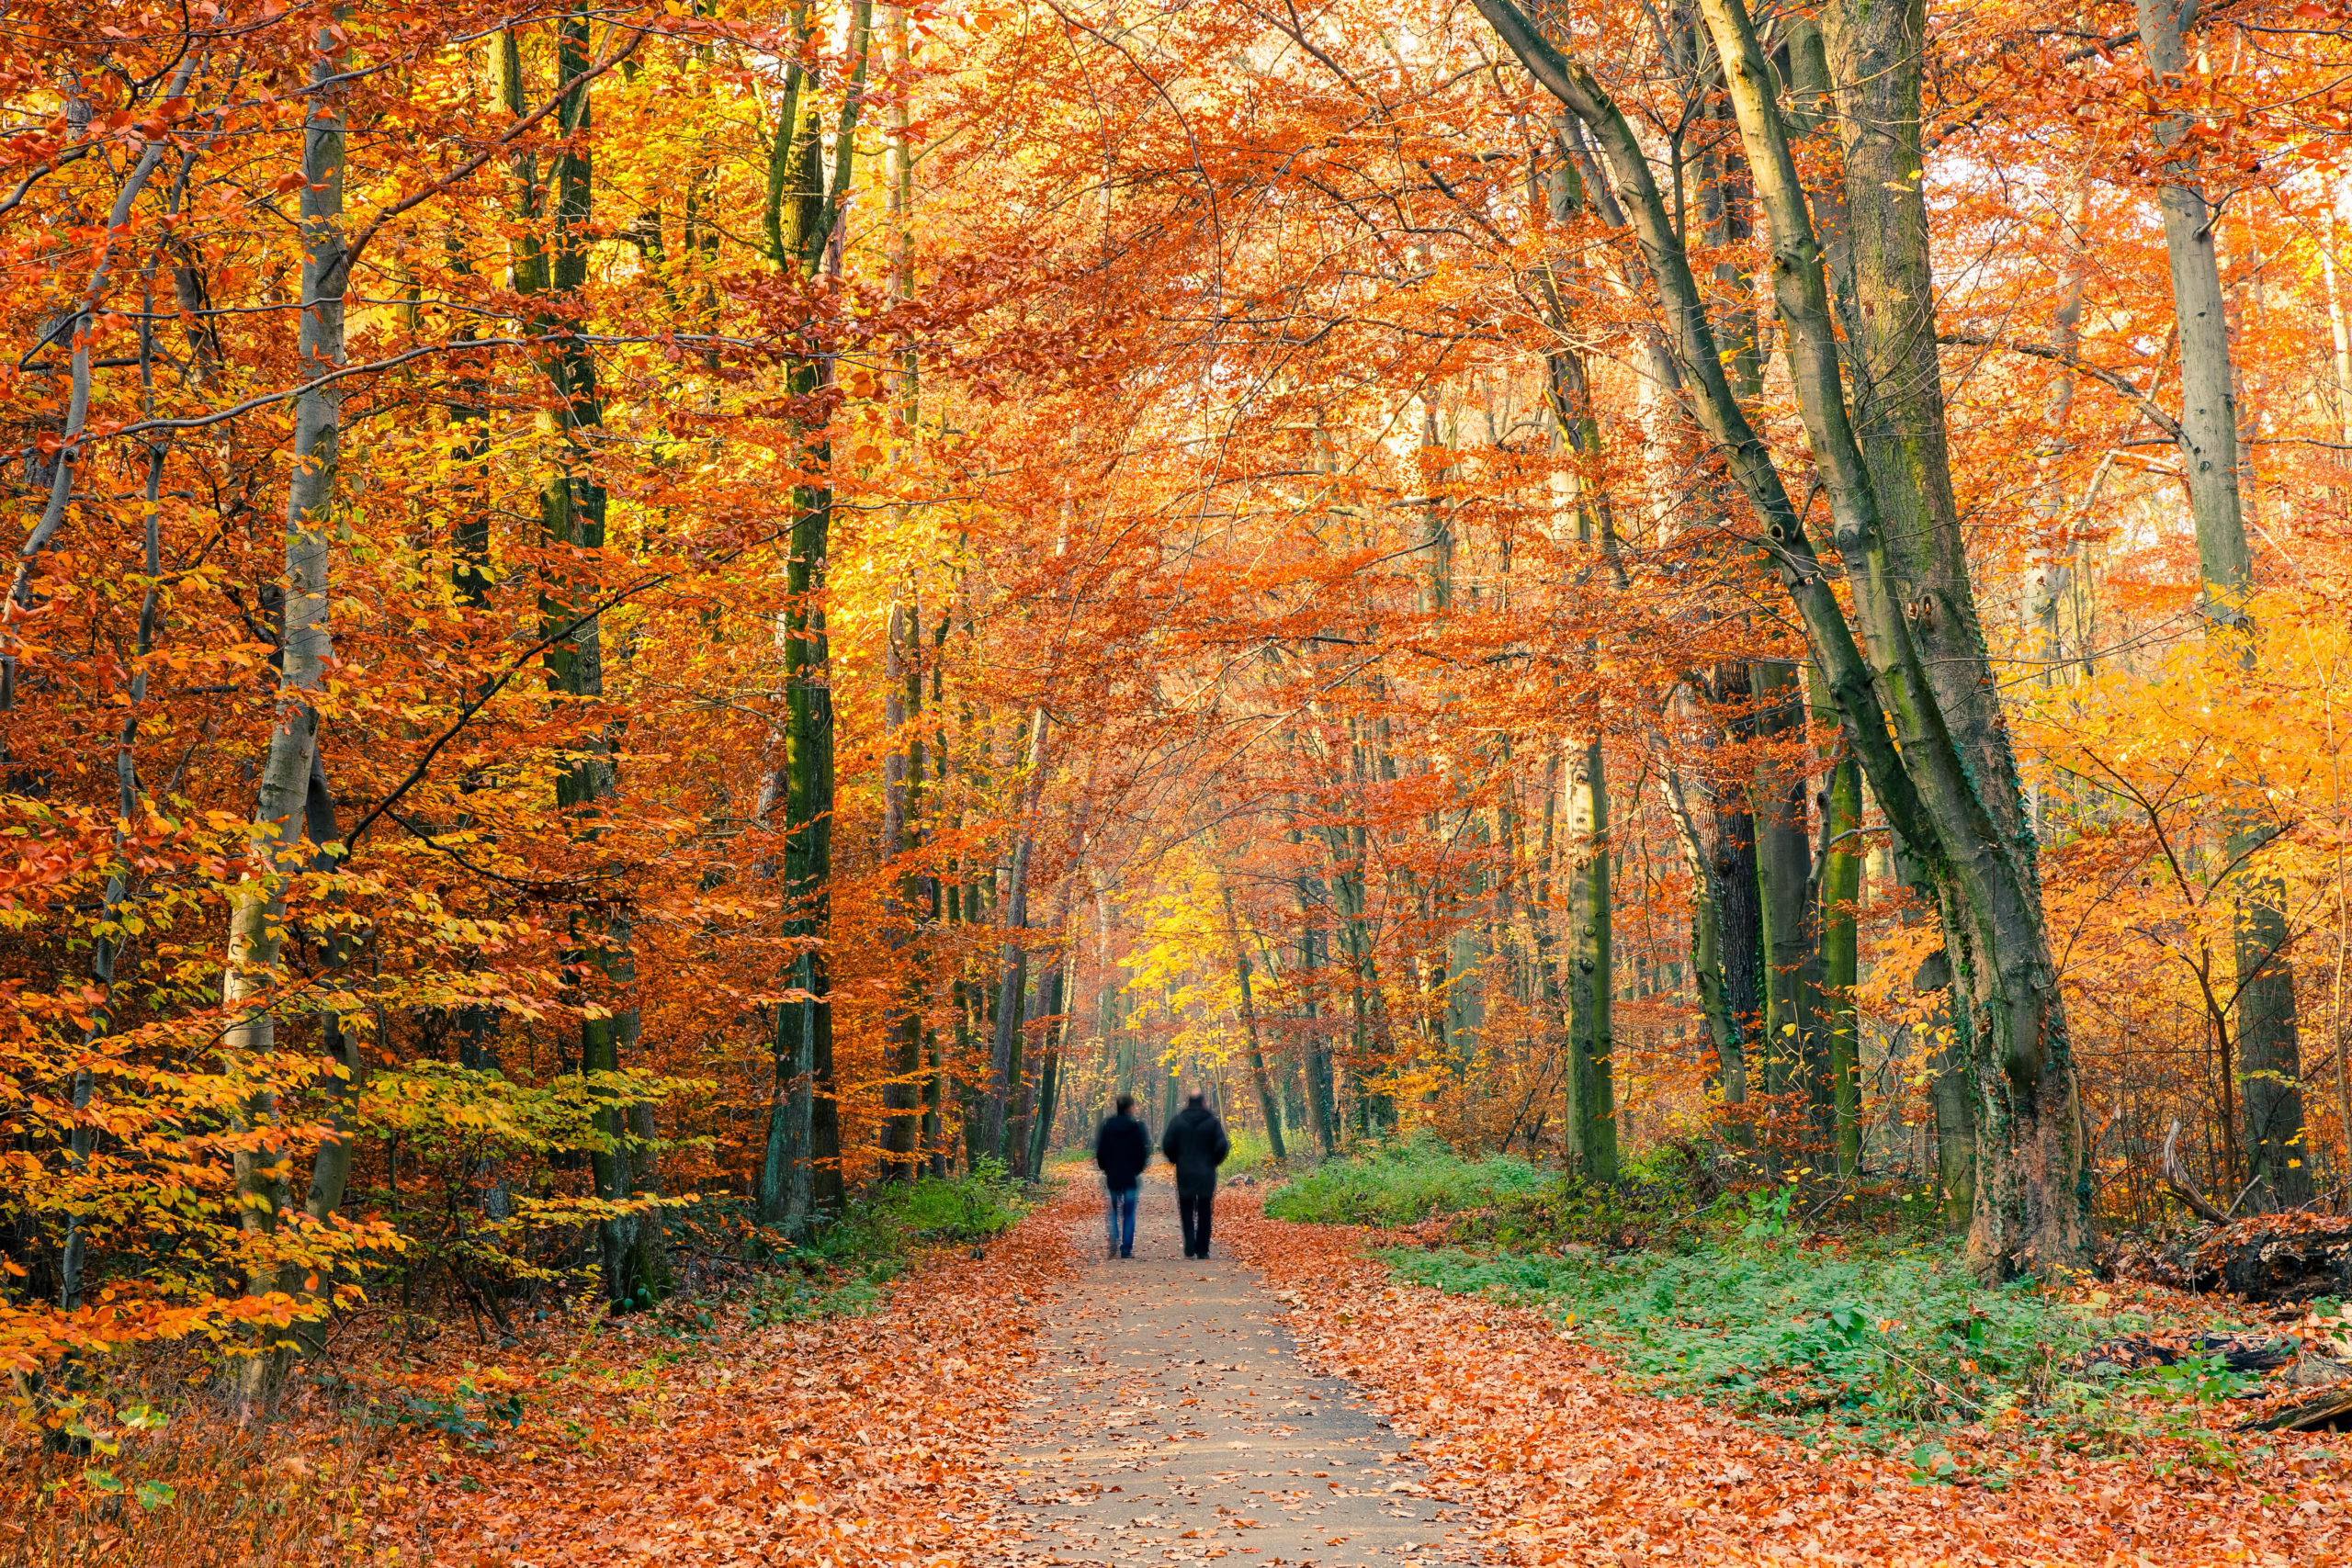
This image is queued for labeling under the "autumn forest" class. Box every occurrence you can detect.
[9,0,2352,1562]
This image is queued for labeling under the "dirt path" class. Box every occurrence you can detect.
[981,1170,1492,1567]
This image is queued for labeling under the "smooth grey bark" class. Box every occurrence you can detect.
[2133,0,2312,1211]
[2133,0,2251,613]
[222,25,346,1411]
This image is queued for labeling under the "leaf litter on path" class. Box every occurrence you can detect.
[972,1170,1482,1566]
[329,1179,2352,1566]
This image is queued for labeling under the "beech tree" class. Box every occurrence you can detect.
[8,0,2352,1404]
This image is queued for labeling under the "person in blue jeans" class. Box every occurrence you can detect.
[1092,1094,1150,1258]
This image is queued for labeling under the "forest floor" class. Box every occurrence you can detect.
[16,1174,2352,1567]
[1190,1200,2352,1567]
[968,1171,2352,1566]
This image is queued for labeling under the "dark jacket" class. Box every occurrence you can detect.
[1159,1102,1230,1194]
[1093,1111,1150,1191]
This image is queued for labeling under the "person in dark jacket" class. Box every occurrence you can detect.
[1093,1094,1150,1258]
[1159,1090,1231,1259]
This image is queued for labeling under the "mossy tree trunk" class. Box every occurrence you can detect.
[1564,737,1616,1183]
[756,0,873,1227]
[1477,0,2089,1275]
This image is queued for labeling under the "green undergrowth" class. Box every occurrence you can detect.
[1263,1135,1747,1248]
[1389,1235,2284,1470]
[1221,1129,1283,1178]
[1271,1141,2292,1473]
[814,1162,1029,1259]
[1262,1137,1549,1226]
[723,1164,1032,1326]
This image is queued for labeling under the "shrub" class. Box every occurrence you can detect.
[724,1166,1029,1326]
[1263,1137,1548,1226]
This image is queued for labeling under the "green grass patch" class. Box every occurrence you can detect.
[1263,1137,1549,1226]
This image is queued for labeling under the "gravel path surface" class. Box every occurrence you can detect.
[984,1172,1492,1567]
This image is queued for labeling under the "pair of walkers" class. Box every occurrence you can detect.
[1092,1091,1230,1258]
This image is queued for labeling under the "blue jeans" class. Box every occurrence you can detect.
[1104,1183,1138,1255]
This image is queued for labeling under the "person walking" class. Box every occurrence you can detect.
[1092,1093,1150,1258]
[1159,1089,1230,1259]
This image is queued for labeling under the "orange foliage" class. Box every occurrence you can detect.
[3,0,2352,1552]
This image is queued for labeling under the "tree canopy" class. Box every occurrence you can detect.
[6,0,2352,1399]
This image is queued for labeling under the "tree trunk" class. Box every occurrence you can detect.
[880,594,924,1179]
[2,58,195,713]
[1660,750,1739,1099]
[1222,875,1288,1162]
[447,221,504,1168]
[2324,195,2352,451]
[1708,666,1764,1128]
[1566,737,1615,1182]
[1818,739,1864,1176]
[755,4,873,1224]
[503,17,654,1301]
[1928,1004,1979,1226]
[1476,0,2088,1274]
[2133,0,2312,1212]
[985,708,1049,1157]
[1754,660,1812,1145]
[222,19,347,1411]
[1026,947,1074,1179]
[876,0,925,1182]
